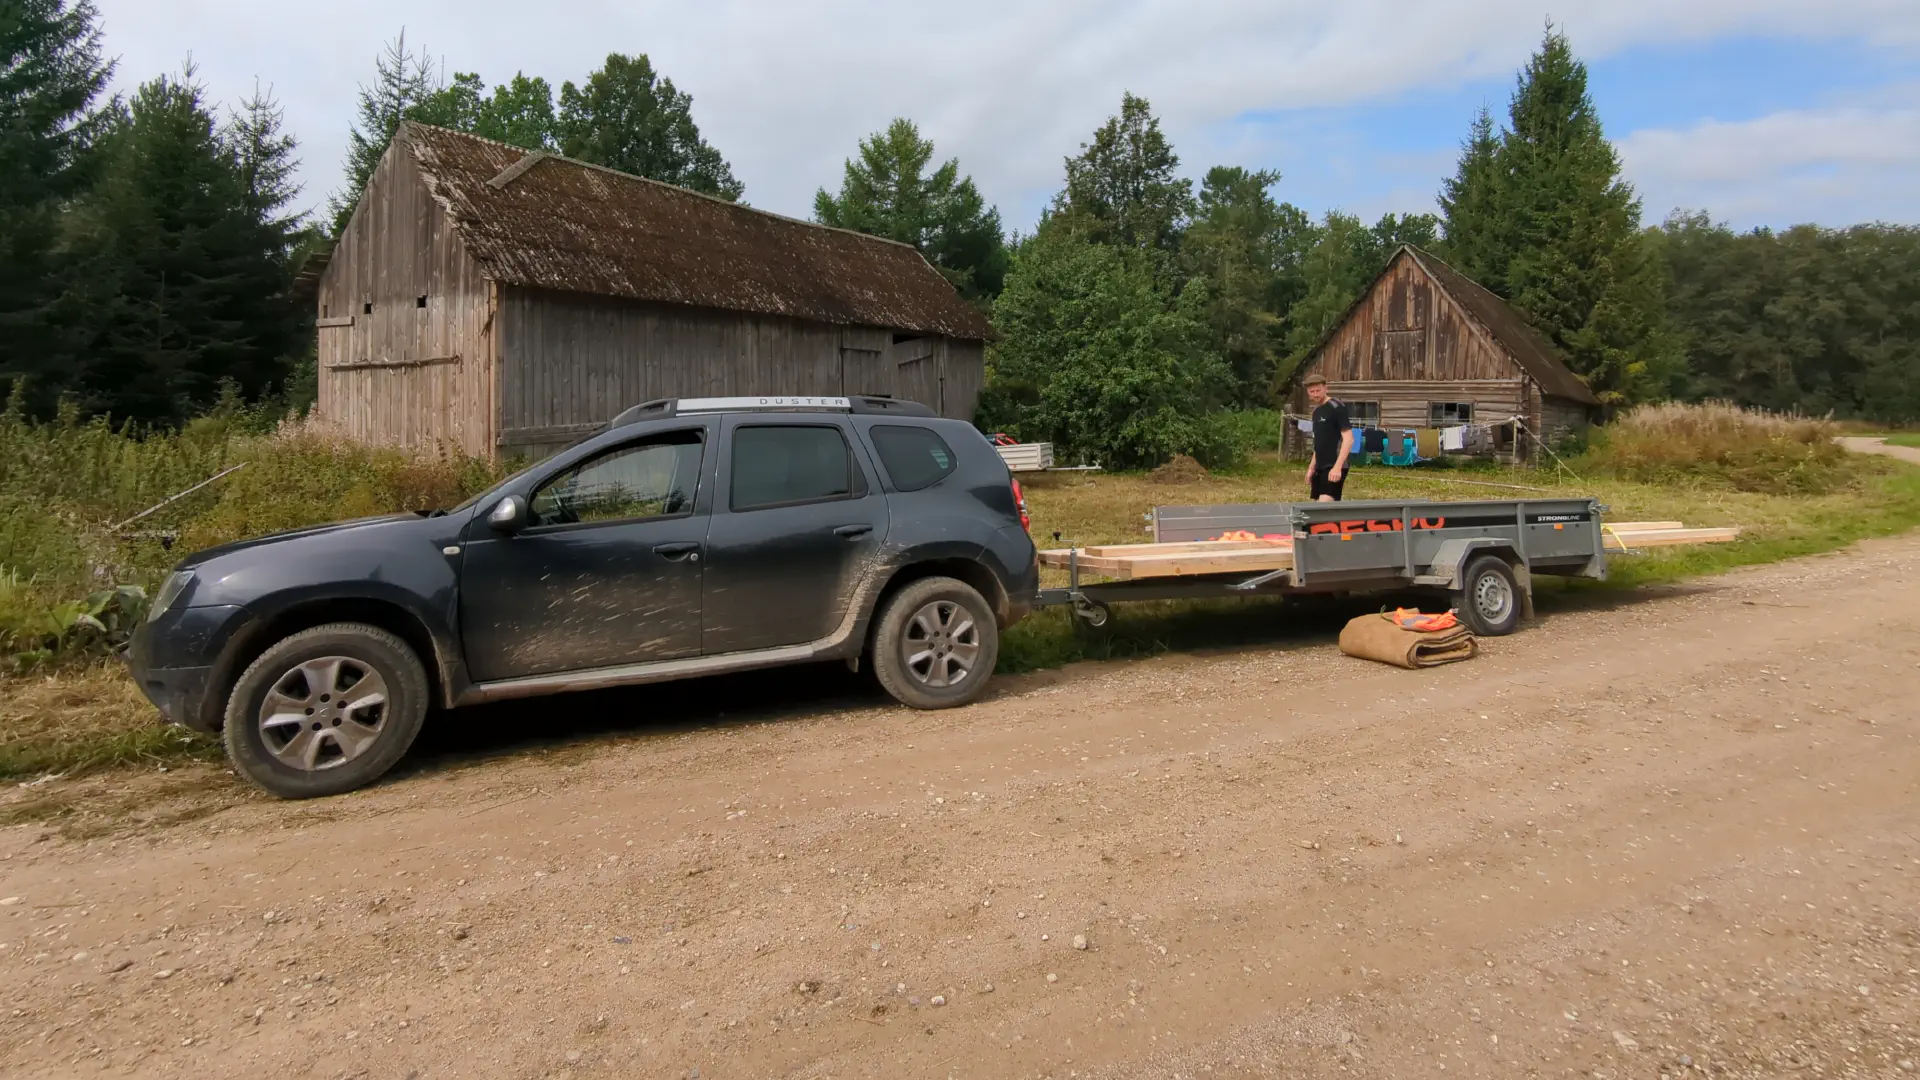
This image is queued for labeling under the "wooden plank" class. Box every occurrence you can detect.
[1039,547,1295,579]
[1603,521,1684,533]
[316,315,355,329]
[1603,527,1740,550]
[1084,540,1289,557]
[327,354,460,370]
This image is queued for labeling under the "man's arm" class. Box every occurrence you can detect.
[1330,409,1353,478]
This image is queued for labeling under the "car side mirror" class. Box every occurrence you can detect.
[487,495,528,534]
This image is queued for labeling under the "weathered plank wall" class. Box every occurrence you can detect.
[315,141,495,457]
[495,288,984,460]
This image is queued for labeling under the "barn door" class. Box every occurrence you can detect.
[888,336,942,412]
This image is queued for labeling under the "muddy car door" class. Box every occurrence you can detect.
[699,417,889,654]
[458,426,712,681]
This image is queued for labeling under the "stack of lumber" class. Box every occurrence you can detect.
[1599,521,1741,552]
[1037,538,1294,580]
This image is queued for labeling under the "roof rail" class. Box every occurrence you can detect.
[609,395,934,428]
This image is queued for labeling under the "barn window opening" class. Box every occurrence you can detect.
[1429,402,1474,425]
[416,295,427,308]
[362,302,372,315]
[1347,401,1381,428]
[322,305,328,318]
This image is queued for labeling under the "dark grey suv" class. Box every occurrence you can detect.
[127,396,1040,798]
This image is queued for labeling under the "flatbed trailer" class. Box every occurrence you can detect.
[1032,497,1738,637]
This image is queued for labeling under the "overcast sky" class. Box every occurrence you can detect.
[90,0,1920,232]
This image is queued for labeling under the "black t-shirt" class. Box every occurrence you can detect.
[1311,398,1351,469]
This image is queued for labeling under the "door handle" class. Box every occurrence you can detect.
[653,541,700,561]
[833,524,873,539]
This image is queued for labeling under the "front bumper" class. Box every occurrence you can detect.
[126,604,247,733]
[131,664,220,732]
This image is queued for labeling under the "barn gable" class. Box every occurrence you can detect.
[1279,246,1599,461]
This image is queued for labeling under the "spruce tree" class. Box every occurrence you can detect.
[0,0,115,406]
[813,118,1008,300]
[1434,27,1678,404]
[328,30,440,234]
[1437,106,1507,290]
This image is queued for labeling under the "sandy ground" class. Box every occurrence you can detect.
[1839,436,1920,466]
[3,534,1919,1080]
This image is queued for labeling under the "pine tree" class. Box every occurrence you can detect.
[328,30,440,234]
[0,0,115,405]
[557,53,743,200]
[813,118,1008,299]
[1437,106,1506,289]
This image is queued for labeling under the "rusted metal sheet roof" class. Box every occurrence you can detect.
[401,123,995,341]
[1406,248,1601,406]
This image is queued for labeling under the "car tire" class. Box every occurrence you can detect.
[222,623,430,799]
[1454,555,1522,637]
[870,576,1000,710]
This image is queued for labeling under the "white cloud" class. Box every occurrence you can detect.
[89,0,1920,228]
[1619,96,1920,226]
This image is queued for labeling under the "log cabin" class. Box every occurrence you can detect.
[299,122,994,462]
[1278,245,1600,464]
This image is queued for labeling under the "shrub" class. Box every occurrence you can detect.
[1583,401,1858,495]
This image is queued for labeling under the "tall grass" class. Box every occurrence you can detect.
[1583,401,1856,495]
[0,404,504,668]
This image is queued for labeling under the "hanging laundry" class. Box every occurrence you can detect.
[1441,426,1467,451]
[1363,428,1388,455]
[1349,428,1366,455]
[1415,428,1442,458]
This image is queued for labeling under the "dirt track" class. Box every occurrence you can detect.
[4,536,1920,1079]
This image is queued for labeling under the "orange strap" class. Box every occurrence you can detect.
[1387,607,1458,632]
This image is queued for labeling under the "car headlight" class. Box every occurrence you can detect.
[147,570,195,623]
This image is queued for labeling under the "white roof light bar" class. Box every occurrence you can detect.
[676,396,852,412]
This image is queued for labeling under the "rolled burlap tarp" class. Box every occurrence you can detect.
[1338,612,1478,669]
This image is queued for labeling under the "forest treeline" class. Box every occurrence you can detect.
[2,2,1914,463]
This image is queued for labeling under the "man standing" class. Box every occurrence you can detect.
[1304,373,1351,502]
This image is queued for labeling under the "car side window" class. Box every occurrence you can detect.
[730,424,864,511]
[529,431,704,528]
[869,424,957,492]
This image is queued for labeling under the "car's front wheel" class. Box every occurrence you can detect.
[222,623,430,799]
[870,576,1000,710]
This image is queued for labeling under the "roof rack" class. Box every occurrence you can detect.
[609,395,935,428]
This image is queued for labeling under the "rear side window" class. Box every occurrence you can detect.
[870,424,957,492]
[730,425,861,511]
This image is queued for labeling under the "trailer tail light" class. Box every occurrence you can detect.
[1010,478,1030,531]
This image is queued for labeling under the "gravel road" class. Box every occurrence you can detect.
[3,535,1918,1079]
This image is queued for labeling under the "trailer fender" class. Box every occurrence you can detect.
[1417,540,1533,618]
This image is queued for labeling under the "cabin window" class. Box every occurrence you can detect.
[1429,401,1474,424]
[1346,401,1381,428]
[362,302,372,315]
[416,295,427,308]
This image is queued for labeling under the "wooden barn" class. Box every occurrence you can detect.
[1279,245,1600,463]
[303,122,994,462]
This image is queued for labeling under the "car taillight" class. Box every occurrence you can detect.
[1010,478,1030,531]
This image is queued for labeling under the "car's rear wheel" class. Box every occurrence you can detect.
[870,576,1000,710]
[222,623,430,799]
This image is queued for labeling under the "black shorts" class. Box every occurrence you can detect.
[1310,468,1345,501]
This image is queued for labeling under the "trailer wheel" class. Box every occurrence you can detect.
[1455,555,1522,637]
[1072,598,1111,628]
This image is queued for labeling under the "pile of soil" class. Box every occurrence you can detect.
[1149,454,1210,483]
